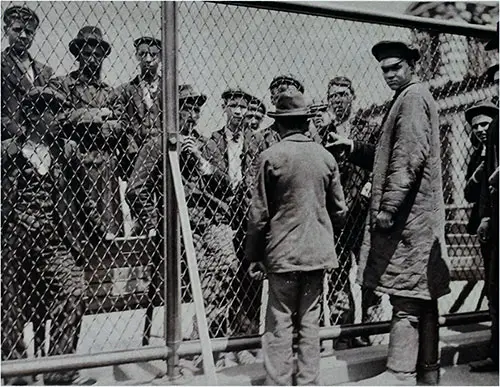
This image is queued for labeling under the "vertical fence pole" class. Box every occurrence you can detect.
[162,1,181,380]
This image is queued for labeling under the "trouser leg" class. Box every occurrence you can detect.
[488,241,499,364]
[416,300,440,385]
[296,270,323,386]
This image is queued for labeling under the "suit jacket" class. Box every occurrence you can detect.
[464,145,485,234]
[245,133,347,272]
[350,82,450,300]
[1,48,53,139]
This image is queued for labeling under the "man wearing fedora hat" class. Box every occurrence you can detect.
[2,6,54,140]
[328,41,448,385]
[115,37,162,179]
[470,27,500,373]
[49,26,123,241]
[1,86,95,385]
[246,89,346,385]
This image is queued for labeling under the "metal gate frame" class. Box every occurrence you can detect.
[1,0,495,382]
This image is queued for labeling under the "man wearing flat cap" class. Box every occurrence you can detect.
[246,89,347,385]
[201,88,266,364]
[470,27,500,373]
[259,74,305,149]
[2,5,54,140]
[115,36,162,179]
[1,86,95,385]
[244,96,266,131]
[329,40,448,385]
[50,26,123,241]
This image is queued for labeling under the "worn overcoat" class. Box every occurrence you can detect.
[351,82,450,300]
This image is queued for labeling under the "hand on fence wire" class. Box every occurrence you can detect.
[488,167,499,195]
[248,262,267,281]
[376,210,394,230]
[67,107,113,125]
[325,132,353,153]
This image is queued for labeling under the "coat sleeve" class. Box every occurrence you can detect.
[326,157,348,227]
[349,141,376,171]
[245,154,270,262]
[464,150,484,203]
[380,91,430,214]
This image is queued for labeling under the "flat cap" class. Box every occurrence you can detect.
[372,41,420,62]
[179,84,207,106]
[134,36,161,49]
[269,74,304,93]
[221,88,253,103]
[308,99,328,114]
[3,6,39,27]
[465,100,499,124]
[485,63,499,83]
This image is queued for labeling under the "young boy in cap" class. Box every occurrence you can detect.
[244,96,266,131]
[115,36,162,178]
[246,89,347,385]
[2,5,53,140]
[1,86,94,385]
[329,41,448,385]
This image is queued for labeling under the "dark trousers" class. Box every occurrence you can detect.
[1,229,85,384]
[483,240,499,362]
[263,270,323,385]
[388,296,439,377]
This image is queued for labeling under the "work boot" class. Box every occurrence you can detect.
[469,357,499,373]
[356,369,417,386]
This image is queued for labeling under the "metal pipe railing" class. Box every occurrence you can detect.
[212,1,496,39]
[162,1,181,381]
[3,311,488,378]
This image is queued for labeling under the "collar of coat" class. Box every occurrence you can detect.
[281,132,311,142]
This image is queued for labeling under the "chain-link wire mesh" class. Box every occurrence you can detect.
[0,0,497,376]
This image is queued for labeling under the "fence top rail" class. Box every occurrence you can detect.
[211,1,496,39]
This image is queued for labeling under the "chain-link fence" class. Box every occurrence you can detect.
[1,0,497,380]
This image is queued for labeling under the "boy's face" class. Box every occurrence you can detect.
[179,101,201,135]
[4,19,36,54]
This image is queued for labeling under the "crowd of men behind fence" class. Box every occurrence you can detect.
[1,5,498,386]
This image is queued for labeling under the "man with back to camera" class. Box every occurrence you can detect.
[328,41,449,385]
[246,89,347,385]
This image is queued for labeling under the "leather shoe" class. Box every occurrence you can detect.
[469,357,499,373]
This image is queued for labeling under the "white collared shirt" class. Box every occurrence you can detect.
[224,127,244,190]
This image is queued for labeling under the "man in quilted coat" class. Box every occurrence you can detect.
[329,41,449,386]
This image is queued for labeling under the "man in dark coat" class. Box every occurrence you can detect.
[470,28,499,372]
[114,37,162,178]
[49,26,123,241]
[1,6,53,140]
[1,86,94,385]
[329,41,449,385]
[246,90,347,385]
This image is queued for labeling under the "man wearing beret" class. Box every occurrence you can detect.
[2,6,53,140]
[201,89,266,364]
[259,74,305,149]
[470,28,499,373]
[49,26,123,241]
[1,86,94,385]
[329,41,449,385]
[246,89,347,385]
[115,37,162,179]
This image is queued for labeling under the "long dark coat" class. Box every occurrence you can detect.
[351,82,450,300]
[1,48,53,139]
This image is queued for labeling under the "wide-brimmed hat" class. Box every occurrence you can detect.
[221,88,253,103]
[179,84,207,106]
[134,36,161,50]
[269,74,305,93]
[465,101,499,124]
[21,86,67,113]
[248,96,266,114]
[485,22,499,51]
[3,6,39,28]
[267,90,313,118]
[372,41,420,62]
[69,26,111,58]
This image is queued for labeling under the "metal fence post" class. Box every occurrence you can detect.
[162,1,181,380]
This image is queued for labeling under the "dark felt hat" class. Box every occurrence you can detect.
[267,90,313,118]
[248,96,266,114]
[269,74,305,93]
[21,86,67,113]
[134,36,161,50]
[485,63,499,83]
[3,6,39,27]
[465,101,499,124]
[372,41,420,62]
[221,88,253,103]
[69,26,111,58]
[485,22,499,51]
[179,84,207,106]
